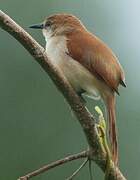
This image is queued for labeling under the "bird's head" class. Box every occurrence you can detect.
[29,14,85,40]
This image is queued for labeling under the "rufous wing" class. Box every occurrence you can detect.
[66,30,125,94]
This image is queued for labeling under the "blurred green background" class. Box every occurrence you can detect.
[0,0,140,179]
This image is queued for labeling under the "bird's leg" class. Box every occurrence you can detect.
[77,89,86,104]
[95,106,112,180]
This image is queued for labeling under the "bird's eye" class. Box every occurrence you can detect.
[45,21,51,27]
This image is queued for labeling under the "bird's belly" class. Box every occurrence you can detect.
[45,35,100,99]
[48,50,100,99]
[60,57,100,99]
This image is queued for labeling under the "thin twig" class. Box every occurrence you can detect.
[89,160,93,180]
[18,151,88,180]
[66,158,88,180]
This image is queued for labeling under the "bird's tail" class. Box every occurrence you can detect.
[106,94,118,164]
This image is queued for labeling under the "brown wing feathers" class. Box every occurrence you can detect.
[67,30,125,94]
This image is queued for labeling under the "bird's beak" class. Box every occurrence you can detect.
[29,23,44,29]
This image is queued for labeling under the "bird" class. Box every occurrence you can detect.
[29,14,126,164]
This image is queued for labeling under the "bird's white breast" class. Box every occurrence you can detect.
[45,35,68,65]
[44,34,100,99]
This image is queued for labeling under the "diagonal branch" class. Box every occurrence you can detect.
[0,10,126,180]
[18,150,88,180]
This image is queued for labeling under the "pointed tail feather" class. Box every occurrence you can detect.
[106,94,118,164]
